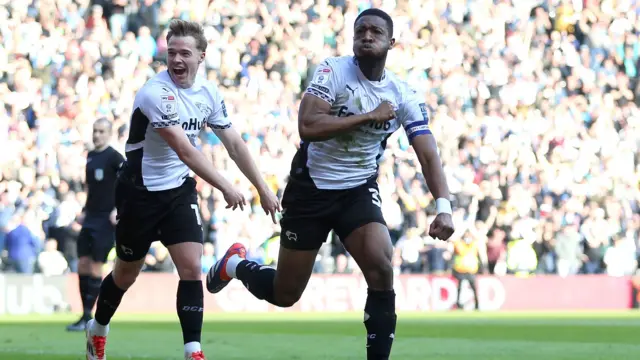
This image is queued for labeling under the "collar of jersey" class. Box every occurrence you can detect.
[352,56,388,86]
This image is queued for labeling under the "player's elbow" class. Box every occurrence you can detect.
[298,122,320,142]
[298,127,312,142]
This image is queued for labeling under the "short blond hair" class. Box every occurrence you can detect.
[166,19,207,52]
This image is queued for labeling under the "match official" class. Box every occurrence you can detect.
[66,118,124,331]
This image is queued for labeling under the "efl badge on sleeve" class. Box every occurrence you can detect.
[161,95,177,115]
[313,68,330,85]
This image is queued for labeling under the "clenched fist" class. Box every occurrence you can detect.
[368,101,396,122]
[429,213,455,240]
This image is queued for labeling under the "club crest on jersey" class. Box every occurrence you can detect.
[94,168,104,181]
[161,95,177,115]
[195,102,212,117]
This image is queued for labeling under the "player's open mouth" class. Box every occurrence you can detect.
[173,68,187,76]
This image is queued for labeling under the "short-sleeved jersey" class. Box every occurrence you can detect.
[124,71,231,191]
[85,146,124,214]
[291,56,432,190]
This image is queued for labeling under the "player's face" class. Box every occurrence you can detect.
[353,16,394,59]
[167,35,205,88]
[92,122,110,149]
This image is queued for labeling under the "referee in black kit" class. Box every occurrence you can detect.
[67,118,124,331]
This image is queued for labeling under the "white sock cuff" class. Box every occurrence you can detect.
[91,320,109,336]
[226,254,244,279]
[184,341,201,354]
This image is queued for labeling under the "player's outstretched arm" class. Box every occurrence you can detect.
[411,134,455,240]
[412,135,450,202]
[156,126,245,210]
[298,95,395,142]
[213,126,281,223]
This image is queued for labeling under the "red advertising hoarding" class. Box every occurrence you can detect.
[0,273,632,315]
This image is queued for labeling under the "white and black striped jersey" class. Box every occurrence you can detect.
[124,71,230,191]
[291,56,432,190]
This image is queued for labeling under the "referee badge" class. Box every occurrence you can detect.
[95,168,104,181]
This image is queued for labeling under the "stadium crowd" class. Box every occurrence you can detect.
[0,0,639,278]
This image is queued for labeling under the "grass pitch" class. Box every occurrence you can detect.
[1,311,639,359]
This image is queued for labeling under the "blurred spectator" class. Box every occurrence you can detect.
[451,228,487,310]
[201,242,216,274]
[555,221,584,277]
[0,192,15,254]
[144,243,175,273]
[506,237,538,277]
[4,213,41,274]
[37,238,69,276]
[393,228,427,274]
[47,190,83,272]
[335,253,351,274]
[424,235,452,275]
[486,227,508,275]
[603,235,638,277]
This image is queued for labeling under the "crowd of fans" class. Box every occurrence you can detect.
[1,0,639,278]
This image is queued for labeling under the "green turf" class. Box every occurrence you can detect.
[1,312,639,359]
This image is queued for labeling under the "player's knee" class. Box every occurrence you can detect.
[275,290,303,308]
[273,278,305,307]
[112,259,143,290]
[363,260,394,291]
[167,242,203,280]
[176,263,202,281]
[112,269,138,290]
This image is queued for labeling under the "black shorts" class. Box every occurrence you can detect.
[77,214,115,263]
[114,176,203,262]
[279,177,386,251]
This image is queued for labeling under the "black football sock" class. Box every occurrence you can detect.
[235,260,278,305]
[78,274,90,319]
[364,289,397,360]
[94,272,126,326]
[177,280,204,344]
[84,276,103,318]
